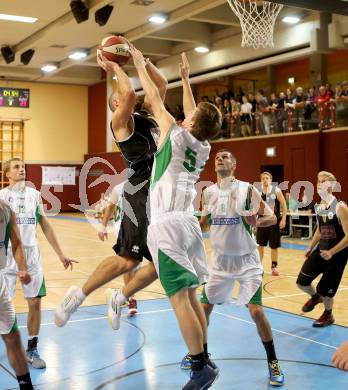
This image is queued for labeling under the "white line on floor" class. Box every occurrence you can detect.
[213,310,338,350]
[26,307,339,350]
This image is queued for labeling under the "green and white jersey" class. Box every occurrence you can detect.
[150,124,210,220]
[204,179,258,256]
[0,201,12,270]
[0,186,41,248]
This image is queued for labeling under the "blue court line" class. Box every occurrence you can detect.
[49,215,308,251]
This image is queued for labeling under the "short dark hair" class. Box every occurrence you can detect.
[215,149,236,162]
[191,102,222,141]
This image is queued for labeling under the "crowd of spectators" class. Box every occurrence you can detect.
[170,82,348,139]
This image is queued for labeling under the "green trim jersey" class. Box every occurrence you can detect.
[0,201,11,270]
[0,186,41,248]
[150,124,211,220]
[204,179,258,256]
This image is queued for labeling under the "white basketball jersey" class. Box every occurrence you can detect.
[150,124,210,220]
[204,179,258,256]
[108,181,125,239]
[0,186,41,247]
[0,201,12,270]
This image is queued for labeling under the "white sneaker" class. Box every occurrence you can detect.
[105,288,123,330]
[54,286,83,327]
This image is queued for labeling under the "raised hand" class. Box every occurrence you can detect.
[127,41,146,68]
[97,53,120,73]
[179,52,190,79]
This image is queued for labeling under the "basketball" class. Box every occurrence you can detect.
[97,35,131,66]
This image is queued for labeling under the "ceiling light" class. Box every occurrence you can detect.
[149,14,167,24]
[195,46,209,53]
[0,13,38,23]
[69,51,88,60]
[41,64,57,72]
[282,16,300,24]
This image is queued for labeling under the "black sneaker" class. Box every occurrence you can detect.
[182,364,219,390]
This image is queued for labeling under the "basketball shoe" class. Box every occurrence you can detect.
[302,295,323,312]
[313,310,335,327]
[181,353,218,373]
[128,298,138,316]
[182,364,219,390]
[271,266,280,276]
[106,288,123,330]
[54,286,84,327]
[268,360,285,386]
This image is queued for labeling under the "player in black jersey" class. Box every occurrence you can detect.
[54,54,167,327]
[256,172,287,276]
[296,171,348,327]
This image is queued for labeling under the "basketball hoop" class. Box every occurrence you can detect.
[227,0,283,49]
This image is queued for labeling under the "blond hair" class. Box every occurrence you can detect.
[318,171,336,182]
[261,171,272,180]
[3,158,23,177]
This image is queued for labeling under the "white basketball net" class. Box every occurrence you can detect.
[227,0,283,48]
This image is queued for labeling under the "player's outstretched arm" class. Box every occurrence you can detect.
[97,54,136,141]
[38,200,78,270]
[9,211,31,285]
[144,59,168,105]
[129,44,174,148]
[179,52,196,117]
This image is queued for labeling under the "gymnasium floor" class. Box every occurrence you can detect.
[1,213,348,389]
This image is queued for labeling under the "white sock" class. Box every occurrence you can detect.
[115,291,127,305]
[28,335,38,340]
[76,287,86,302]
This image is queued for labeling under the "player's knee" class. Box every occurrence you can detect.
[27,297,41,311]
[296,273,311,287]
[2,331,19,347]
[248,304,264,323]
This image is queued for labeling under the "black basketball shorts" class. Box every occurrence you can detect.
[256,223,281,249]
[296,248,348,298]
[113,180,152,262]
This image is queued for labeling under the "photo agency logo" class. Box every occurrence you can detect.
[36,155,343,231]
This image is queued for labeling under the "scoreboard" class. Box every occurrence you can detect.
[0,87,30,108]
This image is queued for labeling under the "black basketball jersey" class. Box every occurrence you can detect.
[261,186,281,219]
[315,197,347,251]
[111,111,159,184]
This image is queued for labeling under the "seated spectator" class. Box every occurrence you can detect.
[315,85,331,104]
[285,191,299,212]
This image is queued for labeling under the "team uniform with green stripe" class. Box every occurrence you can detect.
[148,124,211,296]
[201,179,263,306]
[0,201,18,334]
[0,187,46,299]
